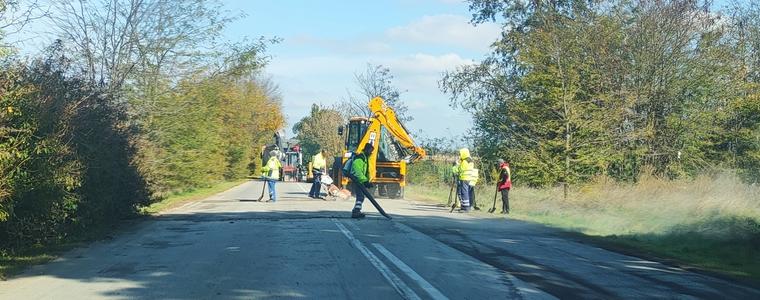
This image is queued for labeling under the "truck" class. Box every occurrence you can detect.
[331,96,426,199]
[282,143,306,182]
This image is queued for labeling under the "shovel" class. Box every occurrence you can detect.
[256,178,268,202]
[445,179,456,207]
[487,188,498,213]
[449,186,459,213]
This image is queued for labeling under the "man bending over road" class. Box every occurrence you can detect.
[309,149,327,199]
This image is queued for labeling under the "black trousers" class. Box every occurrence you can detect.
[309,171,322,197]
[500,189,510,213]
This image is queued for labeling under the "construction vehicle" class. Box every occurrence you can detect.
[331,96,426,199]
[260,132,286,180]
[281,142,306,182]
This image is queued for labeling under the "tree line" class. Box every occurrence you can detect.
[442,0,760,194]
[0,0,283,250]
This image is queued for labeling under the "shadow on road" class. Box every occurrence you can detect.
[5,206,760,299]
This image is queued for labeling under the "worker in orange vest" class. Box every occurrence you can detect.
[497,159,512,214]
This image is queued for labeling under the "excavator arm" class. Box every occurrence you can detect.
[354,97,427,182]
[355,97,427,161]
[368,97,427,162]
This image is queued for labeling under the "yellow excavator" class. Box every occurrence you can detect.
[331,96,426,199]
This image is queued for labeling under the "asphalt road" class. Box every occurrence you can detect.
[1,181,758,299]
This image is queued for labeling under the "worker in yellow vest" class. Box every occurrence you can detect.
[466,165,480,210]
[454,148,474,212]
[261,151,282,202]
[309,149,327,199]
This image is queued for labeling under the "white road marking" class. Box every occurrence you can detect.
[345,220,361,231]
[391,223,556,300]
[295,182,309,194]
[372,243,449,300]
[333,220,421,300]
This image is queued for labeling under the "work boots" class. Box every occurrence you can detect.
[351,209,366,219]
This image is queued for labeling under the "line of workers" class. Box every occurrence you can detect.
[259,146,512,217]
[451,148,511,213]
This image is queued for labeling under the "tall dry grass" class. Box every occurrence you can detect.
[509,173,760,237]
[407,171,760,279]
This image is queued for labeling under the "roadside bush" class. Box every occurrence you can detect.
[131,76,283,198]
[406,159,453,186]
[0,51,149,250]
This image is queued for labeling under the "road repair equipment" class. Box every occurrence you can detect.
[332,96,426,199]
[487,187,499,213]
[327,184,351,200]
[319,174,350,201]
[321,173,334,188]
[352,175,392,220]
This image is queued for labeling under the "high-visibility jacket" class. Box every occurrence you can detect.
[262,156,282,180]
[498,162,512,191]
[350,153,370,184]
[312,153,326,170]
[466,168,479,186]
[458,148,474,181]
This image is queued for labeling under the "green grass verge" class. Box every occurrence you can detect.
[1,245,65,281]
[406,178,760,283]
[1,180,247,280]
[140,179,248,215]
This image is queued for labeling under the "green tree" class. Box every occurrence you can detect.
[443,0,760,188]
[1,46,149,247]
[292,104,344,165]
[133,73,284,196]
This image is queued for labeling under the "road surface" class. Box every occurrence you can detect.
[1,181,758,299]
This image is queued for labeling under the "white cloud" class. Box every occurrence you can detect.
[386,53,474,74]
[288,34,393,55]
[262,14,495,138]
[283,15,500,56]
[280,53,471,98]
[268,53,473,89]
[386,14,500,52]
[267,55,363,76]
[371,53,475,94]
[265,51,476,137]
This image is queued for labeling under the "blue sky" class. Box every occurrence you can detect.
[220,0,502,141]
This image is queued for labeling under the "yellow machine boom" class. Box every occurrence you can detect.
[355,97,426,181]
[337,97,426,198]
